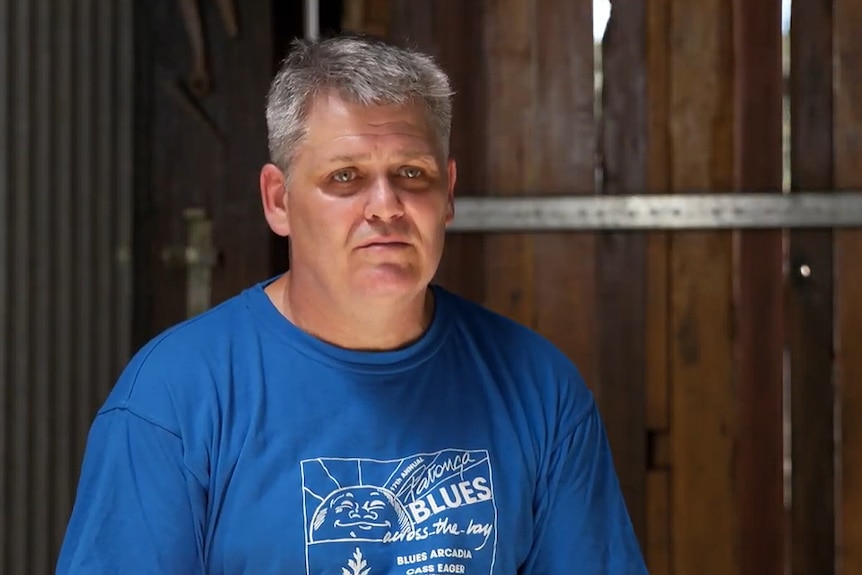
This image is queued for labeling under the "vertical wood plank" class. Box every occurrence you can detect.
[341,0,388,37]
[646,0,670,442]
[732,1,786,574]
[645,0,672,570]
[669,0,737,573]
[482,0,598,387]
[834,0,862,572]
[531,0,598,386]
[787,0,836,573]
[646,470,671,575]
[388,0,487,304]
[599,0,648,545]
[393,0,600,430]
[482,0,538,330]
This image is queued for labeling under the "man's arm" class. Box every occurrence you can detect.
[520,400,649,574]
[55,407,207,574]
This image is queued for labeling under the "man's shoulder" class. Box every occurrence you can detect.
[438,285,595,429]
[100,288,255,420]
[439,285,574,366]
[442,290,582,384]
[135,288,250,366]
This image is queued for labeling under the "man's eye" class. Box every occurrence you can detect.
[399,166,423,179]
[332,170,356,183]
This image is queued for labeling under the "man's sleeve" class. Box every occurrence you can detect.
[520,400,649,575]
[55,407,207,574]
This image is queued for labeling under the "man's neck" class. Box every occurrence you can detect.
[266,272,434,351]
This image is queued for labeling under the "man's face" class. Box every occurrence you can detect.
[280,93,455,301]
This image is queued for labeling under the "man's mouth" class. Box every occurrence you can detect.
[358,236,411,248]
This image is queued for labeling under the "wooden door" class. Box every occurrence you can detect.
[134,0,284,343]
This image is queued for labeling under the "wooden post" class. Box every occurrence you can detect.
[645,0,672,572]
[788,1,836,574]
[669,0,737,572]
[482,0,599,385]
[835,0,862,572]
[732,0,786,574]
[599,0,648,547]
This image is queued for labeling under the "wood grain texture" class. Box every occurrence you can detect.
[645,2,671,568]
[669,0,737,572]
[646,0,671,439]
[483,0,599,388]
[732,1,786,574]
[647,470,671,575]
[599,0,648,547]
[788,1,836,574]
[835,0,862,571]
[483,0,538,330]
[532,0,598,389]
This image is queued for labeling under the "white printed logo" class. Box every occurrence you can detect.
[342,548,371,575]
[301,449,497,574]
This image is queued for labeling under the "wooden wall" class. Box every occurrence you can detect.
[835,0,862,572]
[345,0,862,573]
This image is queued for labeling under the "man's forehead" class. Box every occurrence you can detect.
[303,127,441,165]
[318,148,438,163]
[297,93,442,162]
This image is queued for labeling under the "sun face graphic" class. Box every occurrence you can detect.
[309,486,412,541]
[302,458,418,543]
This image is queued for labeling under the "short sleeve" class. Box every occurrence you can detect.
[520,400,649,574]
[55,407,207,574]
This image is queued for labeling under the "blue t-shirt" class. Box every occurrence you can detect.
[56,279,648,574]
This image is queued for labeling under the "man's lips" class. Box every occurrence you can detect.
[357,238,411,249]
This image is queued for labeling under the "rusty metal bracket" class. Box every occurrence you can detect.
[177,0,239,98]
[161,208,222,318]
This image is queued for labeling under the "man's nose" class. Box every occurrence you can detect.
[364,176,405,221]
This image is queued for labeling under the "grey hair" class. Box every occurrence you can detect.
[265,35,454,175]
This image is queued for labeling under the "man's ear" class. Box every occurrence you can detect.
[260,163,290,237]
[444,158,457,225]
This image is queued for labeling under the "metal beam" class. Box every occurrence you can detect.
[448,192,862,231]
[304,0,319,40]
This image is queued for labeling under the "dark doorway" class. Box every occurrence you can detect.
[132,0,345,349]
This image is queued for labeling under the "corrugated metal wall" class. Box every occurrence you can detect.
[0,1,134,573]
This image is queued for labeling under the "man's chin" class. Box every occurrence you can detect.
[352,267,427,298]
[354,283,424,301]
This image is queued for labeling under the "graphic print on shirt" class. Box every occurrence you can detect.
[301,449,497,575]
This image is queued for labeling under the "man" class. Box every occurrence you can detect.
[56,35,648,574]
